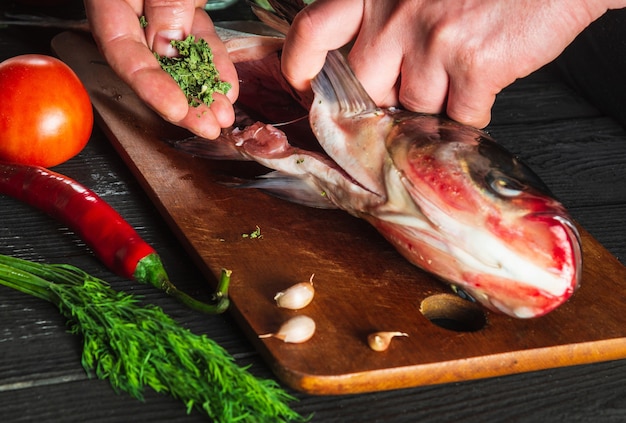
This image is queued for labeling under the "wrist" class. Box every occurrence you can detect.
[560,0,620,31]
[604,0,626,9]
[589,0,626,15]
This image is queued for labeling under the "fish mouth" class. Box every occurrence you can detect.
[375,193,584,318]
[468,212,583,318]
[549,213,583,280]
[530,211,583,291]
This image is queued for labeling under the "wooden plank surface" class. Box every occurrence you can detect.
[52,30,626,395]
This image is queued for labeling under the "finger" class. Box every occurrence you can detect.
[397,53,450,115]
[347,33,403,108]
[282,0,364,92]
[131,67,193,123]
[144,0,196,56]
[342,1,400,107]
[85,0,190,123]
[445,69,497,128]
[178,93,234,140]
[208,93,236,129]
[85,0,146,45]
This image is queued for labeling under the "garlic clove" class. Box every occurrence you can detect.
[367,331,408,352]
[273,274,315,310]
[259,315,316,344]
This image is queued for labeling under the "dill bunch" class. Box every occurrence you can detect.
[0,254,305,422]
[156,35,232,107]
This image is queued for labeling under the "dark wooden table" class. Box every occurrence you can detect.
[2,2,626,422]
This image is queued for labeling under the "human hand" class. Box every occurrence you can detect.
[85,0,238,139]
[282,0,612,128]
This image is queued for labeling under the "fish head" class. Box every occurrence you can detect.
[382,114,582,318]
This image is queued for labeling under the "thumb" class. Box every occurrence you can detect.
[282,0,363,92]
[144,0,199,57]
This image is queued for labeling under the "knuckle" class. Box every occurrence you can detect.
[448,102,492,128]
[146,0,190,20]
[291,8,326,44]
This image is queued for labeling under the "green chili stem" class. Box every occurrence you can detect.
[134,253,230,314]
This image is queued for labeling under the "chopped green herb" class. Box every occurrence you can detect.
[242,225,263,239]
[155,35,231,107]
[0,254,305,422]
[139,15,148,28]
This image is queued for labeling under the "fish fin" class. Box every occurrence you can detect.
[252,1,377,114]
[266,0,307,23]
[231,171,338,209]
[217,28,284,63]
[307,50,387,195]
[165,135,250,161]
[251,0,306,31]
[312,51,378,115]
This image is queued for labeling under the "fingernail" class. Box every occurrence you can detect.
[154,30,184,57]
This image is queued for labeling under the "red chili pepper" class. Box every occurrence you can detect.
[0,162,229,313]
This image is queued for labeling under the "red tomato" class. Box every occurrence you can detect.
[0,54,93,167]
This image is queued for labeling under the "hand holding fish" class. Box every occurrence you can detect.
[84,0,239,139]
[281,0,624,128]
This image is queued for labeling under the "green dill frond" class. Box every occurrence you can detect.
[0,255,306,422]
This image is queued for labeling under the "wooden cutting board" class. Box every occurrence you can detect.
[52,31,626,395]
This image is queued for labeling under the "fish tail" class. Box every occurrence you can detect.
[165,135,250,161]
[232,171,338,209]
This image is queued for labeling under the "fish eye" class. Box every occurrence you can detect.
[487,171,524,197]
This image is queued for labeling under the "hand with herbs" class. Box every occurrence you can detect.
[84,0,238,140]
[282,0,626,128]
